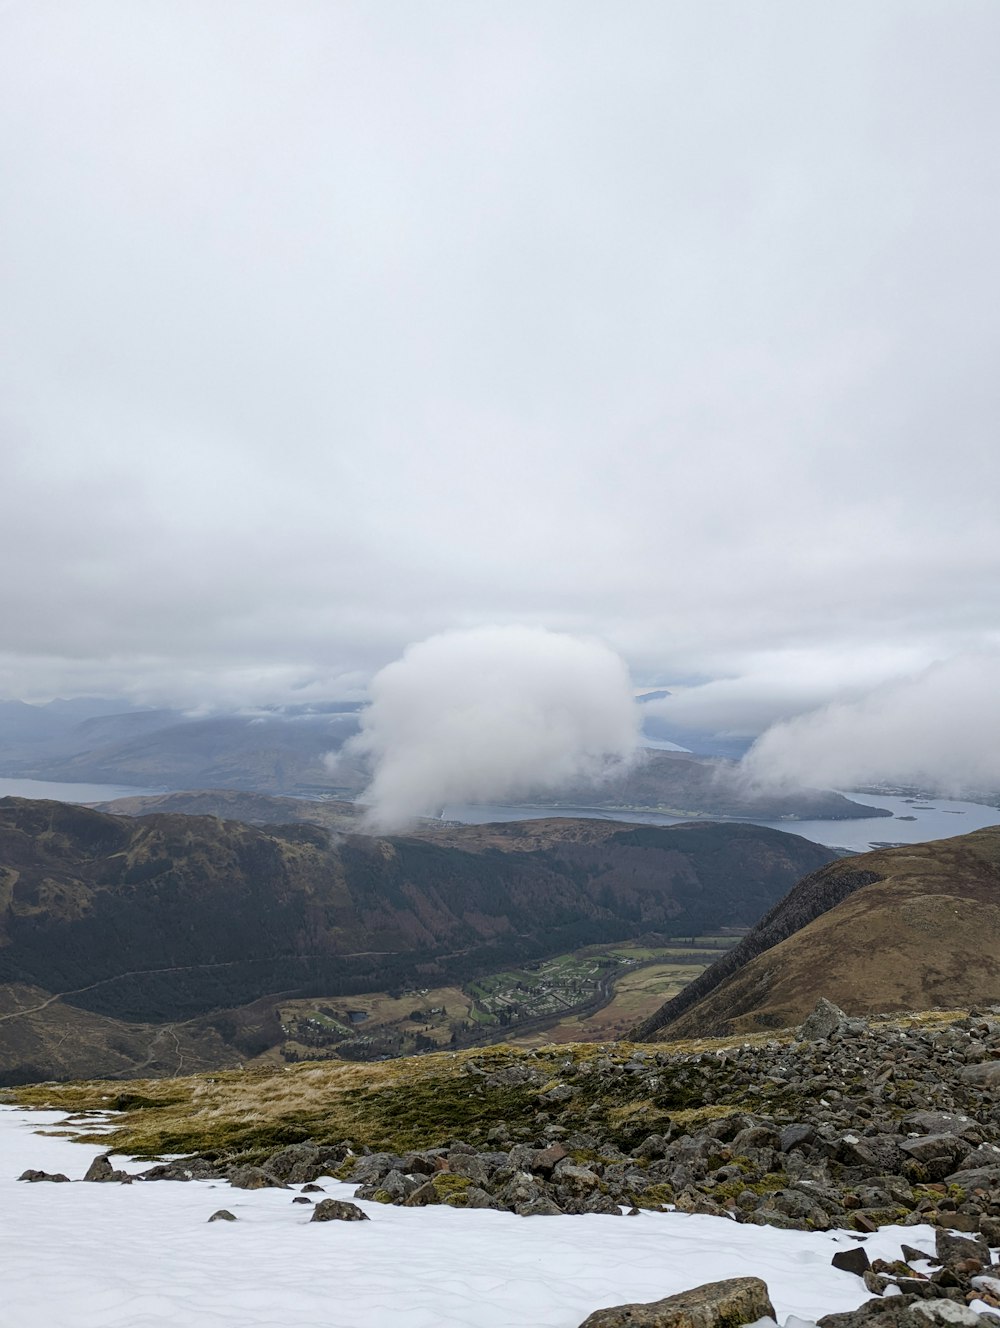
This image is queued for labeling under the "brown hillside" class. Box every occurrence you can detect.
[633,825,1000,1039]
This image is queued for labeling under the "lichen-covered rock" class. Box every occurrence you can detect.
[899,1135,971,1180]
[341,1152,402,1186]
[310,1198,369,1222]
[141,1157,222,1182]
[227,1165,286,1190]
[516,1197,564,1216]
[958,1062,1000,1088]
[934,1229,990,1272]
[801,999,850,1041]
[261,1141,320,1183]
[110,1009,1000,1239]
[532,1142,570,1174]
[577,1276,775,1328]
[821,1299,995,1328]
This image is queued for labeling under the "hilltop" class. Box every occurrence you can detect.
[632,825,1000,1040]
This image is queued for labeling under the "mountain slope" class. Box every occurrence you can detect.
[633,825,1000,1039]
[0,982,242,1085]
[0,798,834,1080]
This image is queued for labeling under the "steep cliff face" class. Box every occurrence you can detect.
[633,825,1000,1039]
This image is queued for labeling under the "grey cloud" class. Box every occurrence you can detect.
[638,644,936,738]
[741,651,1000,795]
[0,2,998,706]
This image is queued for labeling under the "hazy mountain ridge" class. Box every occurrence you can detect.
[1,700,890,820]
[96,789,364,833]
[633,825,1000,1039]
[544,748,888,821]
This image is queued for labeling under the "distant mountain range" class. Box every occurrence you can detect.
[0,698,889,823]
[0,796,833,1083]
[633,823,1000,1040]
[0,699,365,794]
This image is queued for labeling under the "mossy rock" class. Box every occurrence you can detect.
[632,1183,675,1210]
[431,1174,473,1205]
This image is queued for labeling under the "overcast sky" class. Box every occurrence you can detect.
[2,1,998,726]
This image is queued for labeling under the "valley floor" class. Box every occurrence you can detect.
[0,1106,965,1328]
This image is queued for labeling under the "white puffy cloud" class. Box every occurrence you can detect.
[741,651,1000,795]
[331,626,638,831]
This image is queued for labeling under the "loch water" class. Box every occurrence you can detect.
[440,790,1000,852]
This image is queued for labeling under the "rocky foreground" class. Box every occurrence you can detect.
[13,1002,1000,1326]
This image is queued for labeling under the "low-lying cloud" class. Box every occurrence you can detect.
[330,626,638,832]
[741,651,1000,796]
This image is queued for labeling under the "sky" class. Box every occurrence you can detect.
[2,2,998,747]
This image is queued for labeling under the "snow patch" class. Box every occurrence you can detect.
[1,1107,939,1328]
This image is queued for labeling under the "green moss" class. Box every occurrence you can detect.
[710,1181,747,1201]
[431,1174,473,1206]
[110,1091,182,1112]
[137,1113,319,1162]
[632,1183,674,1210]
[355,1078,539,1151]
[852,1208,901,1229]
[711,1172,786,1199]
[902,1159,929,1184]
[756,1172,787,1193]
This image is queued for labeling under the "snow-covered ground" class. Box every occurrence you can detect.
[0,1106,975,1328]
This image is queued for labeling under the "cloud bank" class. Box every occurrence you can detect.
[741,652,1000,796]
[332,626,638,831]
[1,4,999,705]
